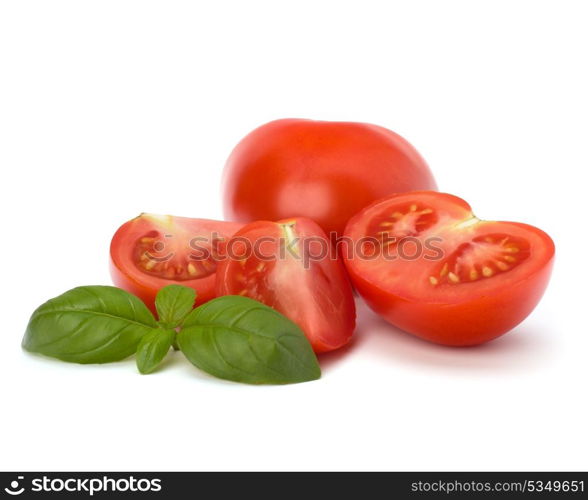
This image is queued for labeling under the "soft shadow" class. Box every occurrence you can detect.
[338,299,555,374]
[318,335,363,370]
[21,349,136,371]
[165,349,241,385]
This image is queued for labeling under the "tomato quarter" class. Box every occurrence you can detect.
[110,214,243,312]
[222,119,437,237]
[343,192,555,345]
[215,217,356,353]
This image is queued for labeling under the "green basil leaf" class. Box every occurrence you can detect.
[136,328,175,374]
[22,286,157,363]
[178,295,321,385]
[155,284,196,328]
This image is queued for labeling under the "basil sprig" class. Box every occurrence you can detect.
[23,285,321,385]
[135,328,175,374]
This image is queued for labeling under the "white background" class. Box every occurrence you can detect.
[1,1,586,471]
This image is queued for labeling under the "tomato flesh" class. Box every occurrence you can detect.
[110,214,243,312]
[222,119,437,237]
[216,217,356,353]
[343,192,555,345]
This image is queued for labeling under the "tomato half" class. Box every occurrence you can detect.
[343,192,555,345]
[110,214,243,312]
[215,217,356,353]
[222,119,437,237]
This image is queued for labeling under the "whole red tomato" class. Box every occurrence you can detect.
[222,119,437,237]
[343,191,555,346]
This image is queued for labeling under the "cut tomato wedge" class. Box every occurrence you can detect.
[215,217,356,353]
[110,214,243,312]
[343,191,555,345]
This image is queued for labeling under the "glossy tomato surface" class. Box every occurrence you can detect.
[343,192,555,345]
[222,119,437,237]
[215,217,356,353]
[110,214,243,313]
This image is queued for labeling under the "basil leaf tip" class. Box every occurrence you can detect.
[136,328,175,374]
[22,285,157,364]
[155,284,197,328]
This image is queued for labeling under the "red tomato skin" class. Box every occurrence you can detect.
[347,256,554,346]
[222,119,437,236]
[110,215,243,313]
[215,217,356,353]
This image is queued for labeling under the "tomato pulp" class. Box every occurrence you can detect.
[343,192,555,345]
[215,217,356,353]
[110,214,243,312]
[222,119,437,237]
